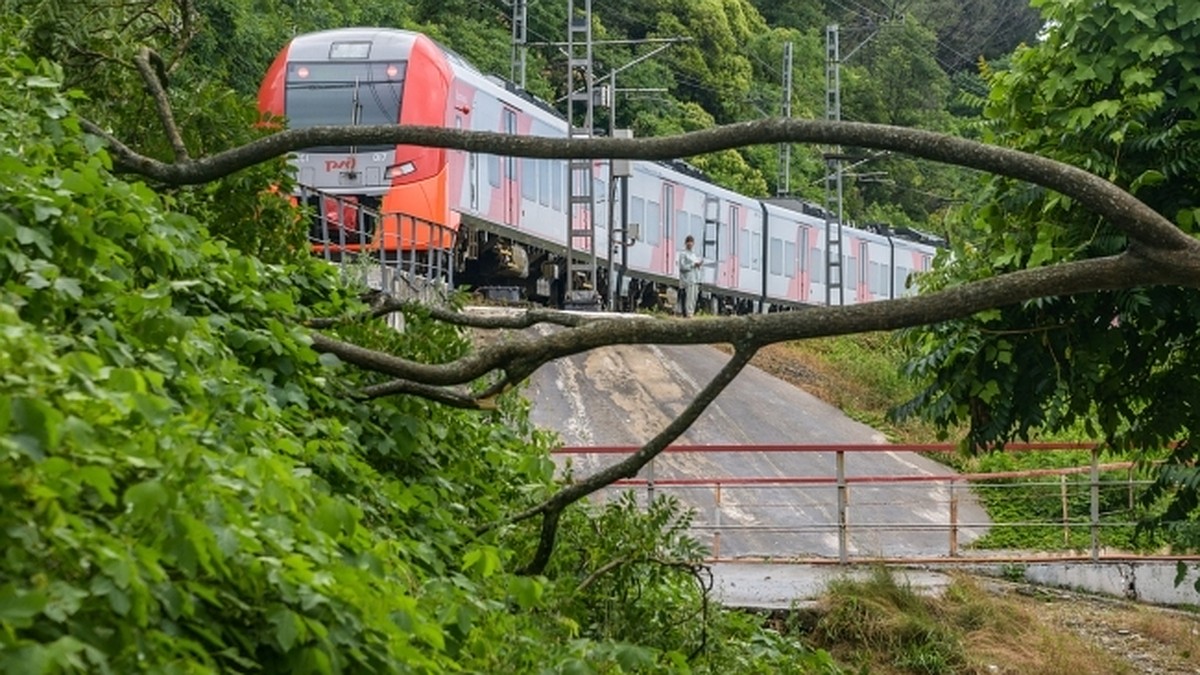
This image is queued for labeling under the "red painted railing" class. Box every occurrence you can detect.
[551,443,1174,564]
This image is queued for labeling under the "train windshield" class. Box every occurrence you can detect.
[285,62,406,151]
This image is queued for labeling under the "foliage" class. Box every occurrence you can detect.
[897,0,1200,547]
[812,568,967,674]
[0,29,846,672]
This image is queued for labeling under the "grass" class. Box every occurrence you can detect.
[746,331,1175,552]
[735,332,942,444]
[795,567,1135,675]
[1127,606,1200,667]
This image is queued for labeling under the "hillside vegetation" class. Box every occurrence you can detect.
[0,26,861,671]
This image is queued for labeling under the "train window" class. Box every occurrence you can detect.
[595,178,607,226]
[690,214,703,250]
[785,241,796,278]
[739,230,750,269]
[285,62,404,151]
[552,162,563,211]
[631,196,645,240]
[846,255,858,290]
[810,248,823,284]
[647,202,661,243]
[539,160,550,206]
[769,237,783,276]
[488,155,500,188]
[751,232,761,271]
[521,158,537,201]
[675,209,687,245]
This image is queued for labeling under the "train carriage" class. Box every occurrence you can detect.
[257,27,940,312]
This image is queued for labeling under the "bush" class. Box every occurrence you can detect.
[0,31,844,673]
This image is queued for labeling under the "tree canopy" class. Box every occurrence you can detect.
[899,0,1200,542]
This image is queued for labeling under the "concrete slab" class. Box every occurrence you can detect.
[711,562,954,609]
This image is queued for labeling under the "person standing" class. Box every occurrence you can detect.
[677,235,704,317]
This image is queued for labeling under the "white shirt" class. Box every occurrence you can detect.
[678,248,704,284]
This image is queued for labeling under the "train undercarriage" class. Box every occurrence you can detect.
[454,220,767,316]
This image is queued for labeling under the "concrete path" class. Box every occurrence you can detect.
[523,337,991,560]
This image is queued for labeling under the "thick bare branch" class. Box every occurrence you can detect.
[517,346,758,575]
[133,47,188,162]
[307,294,598,330]
[357,379,491,410]
[312,252,1193,393]
[90,119,1190,252]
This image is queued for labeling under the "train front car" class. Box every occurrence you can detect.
[257,28,455,261]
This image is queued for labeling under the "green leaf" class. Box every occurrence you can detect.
[52,276,83,300]
[508,576,544,610]
[42,583,89,623]
[613,644,656,670]
[124,480,169,520]
[77,466,115,502]
[9,396,63,459]
[269,607,304,651]
[0,586,47,625]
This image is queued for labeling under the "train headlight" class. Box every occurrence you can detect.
[386,162,416,179]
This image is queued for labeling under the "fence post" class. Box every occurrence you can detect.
[1061,474,1069,547]
[836,450,848,565]
[949,482,959,557]
[647,457,656,506]
[1090,446,1100,562]
[713,482,722,560]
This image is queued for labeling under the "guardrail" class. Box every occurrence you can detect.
[297,185,457,296]
[552,443,1178,564]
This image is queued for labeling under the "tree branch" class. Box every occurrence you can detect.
[133,47,188,162]
[356,379,492,410]
[516,345,758,575]
[306,294,600,330]
[90,119,1192,253]
[311,252,1191,394]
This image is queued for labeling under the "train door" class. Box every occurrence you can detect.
[502,107,518,226]
[727,204,740,287]
[702,195,720,285]
[662,183,675,274]
[458,114,479,212]
[798,225,810,301]
[458,113,477,210]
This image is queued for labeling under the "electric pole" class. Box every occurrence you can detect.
[777,41,793,197]
[824,25,844,307]
[563,0,599,309]
[510,0,527,88]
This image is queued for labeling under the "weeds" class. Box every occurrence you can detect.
[801,568,1131,674]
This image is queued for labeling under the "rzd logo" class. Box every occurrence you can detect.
[324,157,357,172]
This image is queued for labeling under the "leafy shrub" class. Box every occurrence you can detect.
[0,29,844,674]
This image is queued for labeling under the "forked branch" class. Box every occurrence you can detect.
[133,47,188,162]
[516,345,758,575]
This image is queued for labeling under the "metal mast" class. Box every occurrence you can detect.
[777,41,793,197]
[510,0,527,88]
[823,24,845,306]
[564,0,599,308]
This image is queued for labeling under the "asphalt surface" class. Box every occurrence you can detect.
[523,334,991,561]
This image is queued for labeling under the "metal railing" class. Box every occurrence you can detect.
[553,443,1185,565]
[297,185,457,296]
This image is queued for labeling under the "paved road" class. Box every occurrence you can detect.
[524,337,991,560]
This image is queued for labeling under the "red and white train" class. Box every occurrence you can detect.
[258,27,939,312]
